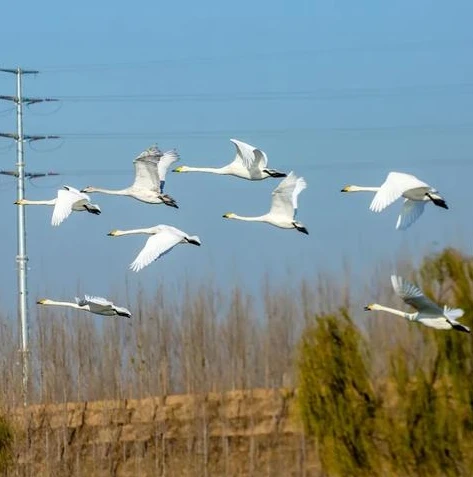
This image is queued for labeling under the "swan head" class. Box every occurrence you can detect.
[364,303,382,311]
[107,229,121,236]
[37,298,52,305]
[80,186,94,193]
[173,166,189,173]
[14,199,26,205]
[223,212,236,219]
[293,221,309,235]
[341,185,357,192]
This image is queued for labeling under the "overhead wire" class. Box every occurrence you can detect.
[25,101,63,116]
[37,38,473,73]
[53,83,473,103]
[27,138,65,153]
[49,157,473,179]
[32,123,473,141]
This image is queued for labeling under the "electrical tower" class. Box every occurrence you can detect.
[0,67,59,406]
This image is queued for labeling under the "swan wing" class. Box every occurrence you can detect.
[130,229,184,272]
[391,275,443,315]
[132,158,159,190]
[135,145,162,160]
[396,200,426,230]
[51,189,81,226]
[157,150,180,190]
[75,295,114,312]
[292,176,307,211]
[269,172,298,218]
[370,172,428,213]
[63,185,85,196]
[253,148,268,169]
[75,296,87,306]
[84,295,114,307]
[443,306,465,321]
[229,139,257,170]
[84,295,116,314]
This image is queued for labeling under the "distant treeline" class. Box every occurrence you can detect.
[0,247,472,475]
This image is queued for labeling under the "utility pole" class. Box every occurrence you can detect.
[0,67,59,406]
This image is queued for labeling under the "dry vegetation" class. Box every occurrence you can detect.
[0,246,472,475]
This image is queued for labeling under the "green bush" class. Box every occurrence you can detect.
[297,309,379,476]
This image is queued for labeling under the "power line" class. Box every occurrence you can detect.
[35,38,473,73]
[34,157,473,179]
[52,83,473,103]
[30,123,473,141]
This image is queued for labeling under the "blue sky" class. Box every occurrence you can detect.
[1,0,473,317]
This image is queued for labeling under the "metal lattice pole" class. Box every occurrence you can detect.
[0,67,58,405]
[15,68,29,405]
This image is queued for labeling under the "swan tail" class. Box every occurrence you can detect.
[160,194,179,209]
[84,203,102,215]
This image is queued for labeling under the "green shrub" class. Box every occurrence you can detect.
[297,308,379,476]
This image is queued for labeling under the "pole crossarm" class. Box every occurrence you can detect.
[0,96,58,105]
[24,98,59,105]
[25,135,60,142]
[0,170,59,178]
[0,95,17,102]
[0,133,60,141]
[0,68,38,75]
[0,132,18,139]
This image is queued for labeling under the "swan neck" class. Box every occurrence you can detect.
[22,199,56,206]
[347,185,379,192]
[371,304,410,319]
[114,228,154,236]
[42,300,80,309]
[88,187,127,195]
[232,214,266,222]
[184,166,228,174]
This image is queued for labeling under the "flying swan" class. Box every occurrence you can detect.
[173,138,286,180]
[107,224,201,272]
[364,275,470,332]
[37,295,132,318]
[223,171,308,234]
[15,185,101,226]
[341,171,448,230]
[82,146,179,208]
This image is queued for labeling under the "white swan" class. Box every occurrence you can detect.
[82,146,179,208]
[173,138,286,180]
[37,295,131,318]
[365,275,470,332]
[341,171,448,230]
[223,171,308,234]
[107,224,201,272]
[15,186,101,226]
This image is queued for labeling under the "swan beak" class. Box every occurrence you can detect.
[37,299,47,305]
[364,304,373,311]
[107,230,118,236]
[173,166,184,172]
